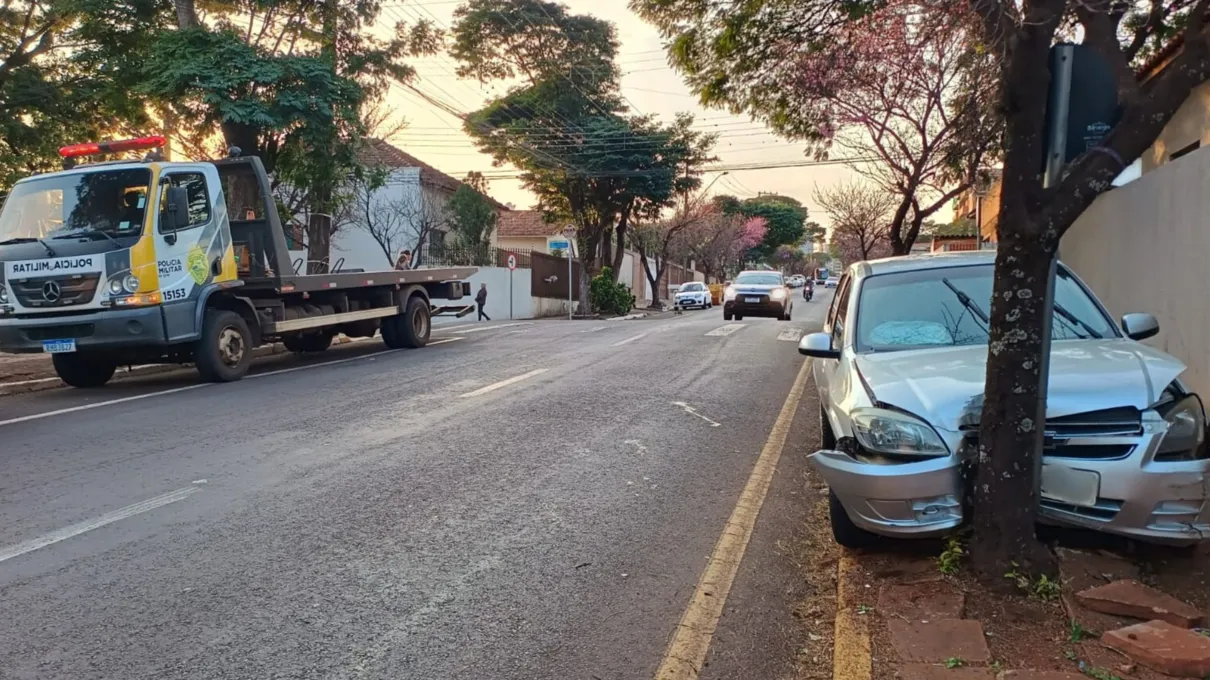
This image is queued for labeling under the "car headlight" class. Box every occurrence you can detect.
[1156,394,1207,461]
[770,288,786,299]
[0,283,8,304]
[724,286,736,300]
[123,275,139,294]
[851,407,949,457]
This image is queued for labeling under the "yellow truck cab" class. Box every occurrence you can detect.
[0,136,474,387]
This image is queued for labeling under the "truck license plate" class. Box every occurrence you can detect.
[42,339,77,354]
[745,297,761,303]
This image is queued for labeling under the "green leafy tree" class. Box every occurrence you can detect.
[451,0,712,312]
[447,182,499,253]
[0,0,162,189]
[737,194,809,260]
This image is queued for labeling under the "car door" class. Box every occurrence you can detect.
[813,273,852,403]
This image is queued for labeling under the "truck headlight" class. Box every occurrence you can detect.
[0,284,7,304]
[1155,394,1207,461]
[851,407,949,457]
[109,278,125,295]
[123,275,139,293]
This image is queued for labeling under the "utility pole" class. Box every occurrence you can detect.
[307,0,339,273]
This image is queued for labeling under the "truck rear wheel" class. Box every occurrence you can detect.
[383,297,430,349]
[196,309,252,382]
[52,353,116,388]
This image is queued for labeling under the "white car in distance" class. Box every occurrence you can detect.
[673,282,712,310]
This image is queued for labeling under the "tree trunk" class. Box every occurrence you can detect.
[173,0,199,28]
[611,220,628,283]
[970,225,1059,581]
[640,251,664,308]
[601,226,615,278]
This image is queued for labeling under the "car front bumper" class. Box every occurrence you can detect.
[0,306,169,354]
[811,416,1210,544]
[675,296,709,307]
[724,298,785,317]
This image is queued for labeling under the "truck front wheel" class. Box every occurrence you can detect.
[196,309,252,382]
[382,297,430,349]
[52,353,116,388]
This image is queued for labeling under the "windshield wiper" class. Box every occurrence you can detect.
[2,236,59,257]
[941,278,990,330]
[1053,302,1102,339]
[52,229,122,251]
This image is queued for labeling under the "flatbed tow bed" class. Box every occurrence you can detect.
[0,137,477,387]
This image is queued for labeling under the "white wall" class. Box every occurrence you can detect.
[1061,146,1210,397]
[431,266,536,320]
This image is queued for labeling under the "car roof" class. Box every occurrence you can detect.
[851,250,998,278]
[736,270,782,277]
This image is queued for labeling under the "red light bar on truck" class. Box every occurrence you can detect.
[58,136,167,159]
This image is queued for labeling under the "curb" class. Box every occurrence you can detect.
[607,312,648,321]
[833,552,872,680]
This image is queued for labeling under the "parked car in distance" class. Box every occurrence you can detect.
[787,275,805,288]
[673,281,712,310]
[825,277,839,288]
[723,271,793,321]
[800,251,1208,549]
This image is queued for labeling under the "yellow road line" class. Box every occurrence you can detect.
[832,553,871,680]
[653,358,813,680]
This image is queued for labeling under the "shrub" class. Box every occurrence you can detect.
[590,267,633,316]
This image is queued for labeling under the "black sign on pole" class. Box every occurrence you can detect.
[1035,43,1120,502]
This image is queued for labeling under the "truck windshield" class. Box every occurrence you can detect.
[0,168,151,244]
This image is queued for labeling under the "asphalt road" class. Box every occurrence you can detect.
[0,288,833,680]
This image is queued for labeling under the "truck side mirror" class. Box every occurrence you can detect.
[165,186,190,230]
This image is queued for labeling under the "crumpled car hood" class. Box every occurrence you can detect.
[853,339,1187,431]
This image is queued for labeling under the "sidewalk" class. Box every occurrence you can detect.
[828,545,1210,679]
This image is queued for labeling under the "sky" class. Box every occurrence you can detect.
[372,0,871,232]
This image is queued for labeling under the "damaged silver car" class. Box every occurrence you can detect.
[800,251,1209,549]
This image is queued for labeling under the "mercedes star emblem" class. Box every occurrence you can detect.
[42,280,61,303]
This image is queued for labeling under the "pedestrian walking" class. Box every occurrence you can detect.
[475,283,490,321]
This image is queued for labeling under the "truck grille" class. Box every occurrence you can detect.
[11,274,100,308]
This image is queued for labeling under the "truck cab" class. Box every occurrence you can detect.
[0,136,473,387]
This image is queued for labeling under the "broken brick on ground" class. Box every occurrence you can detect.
[1076,579,1204,629]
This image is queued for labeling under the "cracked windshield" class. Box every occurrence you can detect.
[1,0,1208,678]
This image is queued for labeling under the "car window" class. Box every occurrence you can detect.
[734,273,782,286]
[854,263,1117,352]
[158,172,211,232]
[832,276,852,341]
[825,274,849,329]
[680,283,703,291]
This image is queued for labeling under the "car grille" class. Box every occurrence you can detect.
[1040,497,1122,522]
[11,274,101,308]
[964,407,1141,461]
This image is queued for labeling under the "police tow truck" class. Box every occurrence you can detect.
[0,136,474,387]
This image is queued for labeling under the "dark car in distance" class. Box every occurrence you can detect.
[723,271,793,321]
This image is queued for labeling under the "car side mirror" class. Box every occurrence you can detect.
[165,186,190,230]
[798,332,840,359]
[1121,313,1159,341]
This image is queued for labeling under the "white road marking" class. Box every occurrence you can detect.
[0,338,465,428]
[0,487,200,564]
[458,368,548,398]
[580,326,608,333]
[612,333,648,346]
[672,401,722,427]
[777,327,804,342]
[446,322,531,334]
[624,439,649,456]
[705,323,746,337]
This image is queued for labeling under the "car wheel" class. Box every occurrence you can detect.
[820,405,837,449]
[735,314,743,321]
[829,491,881,550]
[724,311,732,321]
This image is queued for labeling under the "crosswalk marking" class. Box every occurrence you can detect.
[705,323,746,337]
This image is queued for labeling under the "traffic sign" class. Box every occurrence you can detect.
[562,224,576,238]
[506,253,517,271]
[549,239,570,250]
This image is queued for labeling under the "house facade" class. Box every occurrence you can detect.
[494,210,568,254]
[315,139,507,273]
